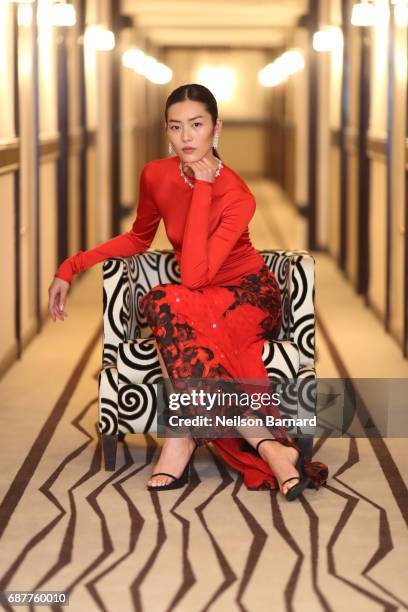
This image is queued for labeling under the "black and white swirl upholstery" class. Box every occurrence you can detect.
[98,249,316,469]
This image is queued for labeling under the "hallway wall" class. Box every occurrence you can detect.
[0,0,407,377]
[0,0,161,376]
[287,0,408,356]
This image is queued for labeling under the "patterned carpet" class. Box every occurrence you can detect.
[1,180,408,611]
[0,324,407,612]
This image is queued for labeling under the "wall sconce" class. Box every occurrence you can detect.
[49,2,76,26]
[394,3,408,24]
[258,63,286,87]
[17,4,33,25]
[351,1,375,26]
[274,50,304,76]
[134,54,157,76]
[122,49,172,84]
[146,62,172,84]
[258,49,304,87]
[313,27,343,52]
[84,25,115,51]
[122,48,145,70]
[196,66,235,101]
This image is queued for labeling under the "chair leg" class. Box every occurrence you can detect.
[102,434,118,471]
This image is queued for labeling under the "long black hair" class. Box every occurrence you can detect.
[165,83,221,159]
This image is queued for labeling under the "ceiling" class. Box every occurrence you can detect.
[121,0,308,48]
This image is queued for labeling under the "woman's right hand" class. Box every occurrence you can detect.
[48,277,70,322]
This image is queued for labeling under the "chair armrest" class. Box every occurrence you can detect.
[288,252,315,367]
[102,258,131,367]
[260,249,315,368]
[125,249,180,340]
[102,250,179,367]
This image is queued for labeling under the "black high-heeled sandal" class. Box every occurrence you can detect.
[255,438,311,501]
[147,439,198,491]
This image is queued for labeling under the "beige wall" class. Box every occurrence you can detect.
[86,147,98,249]
[368,160,387,317]
[0,176,16,368]
[345,18,360,285]
[327,2,343,260]
[120,30,158,218]
[18,12,38,347]
[0,4,17,369]
[216,126,267,177]
[121,29,144,206]
[37,0,59,322]
[390,15,407,344]
[163,48,269,120]
[40,162,58,317]
[38,0,58,137]
[346,153,359,285]
[367,0,389,319]
[303,0,407,354]
[316,0,331,249]
[329,147,341,260]
[0,3,15,140]
[0,0,159,375]
[292,27,309,210]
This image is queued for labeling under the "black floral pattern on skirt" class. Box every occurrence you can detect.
[139,261,329,491]
[139,262,286,438]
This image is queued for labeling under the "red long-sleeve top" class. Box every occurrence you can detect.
[54,155,265,289]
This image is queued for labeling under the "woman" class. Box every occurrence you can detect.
[48,83,328,501]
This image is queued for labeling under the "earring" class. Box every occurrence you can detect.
[168,142,174,155]
[213,133,219,148]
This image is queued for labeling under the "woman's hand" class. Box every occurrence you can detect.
[48,277,70,322]
[183,152,218,183]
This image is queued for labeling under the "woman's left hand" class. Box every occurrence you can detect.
[183,153,218,183]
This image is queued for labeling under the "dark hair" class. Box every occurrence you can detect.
[165,83,221,159]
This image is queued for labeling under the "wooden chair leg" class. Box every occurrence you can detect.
[102,434,118,471]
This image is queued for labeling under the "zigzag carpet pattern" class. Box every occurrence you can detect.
[0,330,407,612]
[1,179,408,611]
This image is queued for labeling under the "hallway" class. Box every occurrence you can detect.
[1,0,408,610]
[0,180,407,611]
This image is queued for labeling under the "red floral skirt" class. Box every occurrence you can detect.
[139,262,328,491]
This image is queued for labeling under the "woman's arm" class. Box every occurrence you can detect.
[55,163,161,284]
[180,180,256,289]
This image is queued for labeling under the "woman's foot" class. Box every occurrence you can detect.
[256,440,300,497]
[148,436,197,488]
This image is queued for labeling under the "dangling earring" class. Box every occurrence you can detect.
[168,142,174,155]
[212,133,219,148]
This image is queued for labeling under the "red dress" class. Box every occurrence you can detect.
[55,155,328,491]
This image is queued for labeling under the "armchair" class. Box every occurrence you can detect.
[98,249,316,470]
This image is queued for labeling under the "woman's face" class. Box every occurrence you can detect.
[166,99,221,163]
